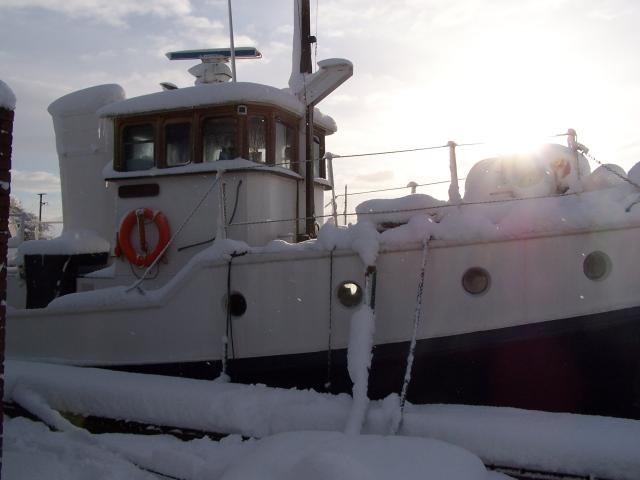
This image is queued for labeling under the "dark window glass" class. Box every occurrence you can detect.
[165,122,191,167]
[248,116,267,163]
[337,281,363,307]
[313,136,321,178]
[123,124,154,171]
[275,120,294,169]
[462,267,491,295]
[203,117,237,162]
[583,251,611,281]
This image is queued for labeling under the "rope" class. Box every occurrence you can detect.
[331,142,483,160]
[583,150,640,191]
[325,247,335,391]
[126,174,223,292]
[324,179,460,206]
[231,190,581,228]
[226,258,235,363]
[391,237,429,435]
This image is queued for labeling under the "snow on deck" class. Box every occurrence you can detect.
[0,79,16,111]
[16,228,110,260]
[5,360,640,480]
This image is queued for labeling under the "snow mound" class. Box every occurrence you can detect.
[98,82,305,118]
[3,417,154,480]
[220,431,488,480]
[48,84,125,116]
[356,193,445,226]
[582,164,629,191]
[17,229,110,259]
[0,79,16,111]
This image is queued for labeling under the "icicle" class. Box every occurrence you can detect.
[344,265,377,435]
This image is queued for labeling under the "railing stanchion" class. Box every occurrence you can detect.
[448,141,462,204]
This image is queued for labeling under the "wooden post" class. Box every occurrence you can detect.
[300,0,316,237]
[299,0,313,76]
[343,184,348,226]
[0,101,14,472]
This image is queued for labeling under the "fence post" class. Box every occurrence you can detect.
[0,80,16,473]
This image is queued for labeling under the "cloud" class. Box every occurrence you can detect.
[352,170,396,185]
[0,0,192,27]
[11,170,61,194]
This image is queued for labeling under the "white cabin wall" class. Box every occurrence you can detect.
[48,84,125,245]
[109,170,300,287]
[243,174,298,244]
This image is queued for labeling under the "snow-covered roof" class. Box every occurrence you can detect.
[99,82,304,118]
[97,82,337,133]
[0,79,16,111]
[49,84,125,117]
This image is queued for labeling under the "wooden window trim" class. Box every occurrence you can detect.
[161,117,194,168]
[197,107,240,164]
[274,111,299,173]
[114,104,304,171]
[313,128,326,179]
[116,118,159,172]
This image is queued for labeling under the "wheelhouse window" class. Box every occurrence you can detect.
[313,135,321,178]
[165,122,191,166]
[248,116,267,163]
[122,124,155,171]
[275,119,295,170]
[203,117,237,162]
[115,106,311,172]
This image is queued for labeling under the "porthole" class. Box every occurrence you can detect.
[224,292,247,316]
[462,267,491,295]
[337,281,363,307]
[583,251,611,281]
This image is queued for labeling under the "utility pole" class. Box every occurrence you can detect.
[37,193,47,240]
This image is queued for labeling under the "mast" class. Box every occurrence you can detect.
[300,0,315,237]
[227,0,237,82]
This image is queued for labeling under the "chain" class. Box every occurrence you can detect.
[582,150,640,191]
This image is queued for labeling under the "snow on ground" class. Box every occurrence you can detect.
[3,416,506,480]
[5,360,640,480]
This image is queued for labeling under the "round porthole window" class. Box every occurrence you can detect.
[337,281,363,307]
[462,267,491,295]
[583,251,611,281]
[225,292,247,316]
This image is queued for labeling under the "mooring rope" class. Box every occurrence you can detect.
[391,236,430,435]
[325,248,335,390]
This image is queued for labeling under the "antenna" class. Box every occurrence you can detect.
[227,0,237,82]
[166,48,262,85]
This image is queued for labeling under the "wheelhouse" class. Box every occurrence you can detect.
[113,103,327,178]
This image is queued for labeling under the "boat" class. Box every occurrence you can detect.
[5,1,640,422]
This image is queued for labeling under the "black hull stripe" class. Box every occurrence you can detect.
[109,305,640,419]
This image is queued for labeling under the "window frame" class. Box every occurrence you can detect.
[273,112,299,172]
[161,117,194,168]
[198,108,241,163]
[114,105,304,172]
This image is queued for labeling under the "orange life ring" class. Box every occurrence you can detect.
[118,208,171,267]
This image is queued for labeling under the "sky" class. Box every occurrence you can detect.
[1,0,640,224]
